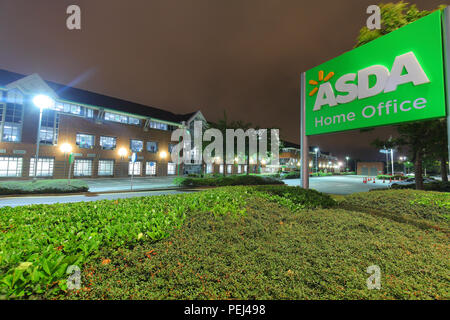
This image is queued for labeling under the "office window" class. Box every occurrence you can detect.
[128,117,140,125]
[2,103,23,142]
[168,143,176,154]
[29,158,54,177]
[39,109,58,145]
[219,165,224,174]
[237,165,242,174]
[6,90,23,105]
[128,161,141,175]
[59,103,93,118]
[104,112,140,125]
[76,133,95,149]
[244,165,248,173]
[130,139,143,152]
[167,162,176,175]
[146,141,158,153]
[74,159,93,176]
[149,121,168,131]
[98,160,114,176]
[100,136,116,150]
[206,163,213,174]
[2,123,22,142]
[227,165,232,174]
[146,161,157,176]
[0,156,22,177]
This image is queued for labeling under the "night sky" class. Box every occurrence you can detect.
[0,0,445,161]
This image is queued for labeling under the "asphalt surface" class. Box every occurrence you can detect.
[0,189,192,208]
[283,175,389,195]
[0,175,388,207]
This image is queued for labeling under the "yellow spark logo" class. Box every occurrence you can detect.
[309,70,335,96]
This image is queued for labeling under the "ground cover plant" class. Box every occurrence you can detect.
[0,179,89,195]
[1,186,448,300]
[0,186,331,299]
[340,189,449,223]
[66,189,448,300]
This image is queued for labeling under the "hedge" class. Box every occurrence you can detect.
[174,174,283,187]
[0,179,89,195]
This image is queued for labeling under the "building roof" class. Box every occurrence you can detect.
[0,69,198,124]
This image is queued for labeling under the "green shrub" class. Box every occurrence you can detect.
[340,189,450,223]
[0,179,89,195]
[376,174,407,180]
[251,185,335,210]
[174,174,283,187]
[391,181,450,192]
[281,171,300,179]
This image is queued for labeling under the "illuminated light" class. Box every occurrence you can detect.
[159,151,168,159]
[33,95,54,109]
[118,148,128,157]
[60,143,72,154]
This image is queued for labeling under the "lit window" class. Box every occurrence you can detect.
[0,156,22,177]
[167,162,176,175]
[2,103,23,142]
[146,161,157,175]
[128,161,141,175]
[29,158,54,177]
[74,159,93,176]
[100,136,116,150]
[128,117,140,125]
[130,139,143,152]
[98,160,114,176]
[219,165,224,174]
[146,141,158,153]
[244,165,248,173]
[149,121,168,131]
[168,143,176,154]
[76,133,95,149]
[237,165,242,174]
[206,164,213,174]
[39,109,58,145]
[6,90,23,104]
[104,112,140,125]
[227,165,232,174]
[2,123,21,142]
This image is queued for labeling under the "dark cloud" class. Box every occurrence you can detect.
[0,0,443,161]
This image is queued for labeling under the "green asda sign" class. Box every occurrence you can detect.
[304,10,447,136]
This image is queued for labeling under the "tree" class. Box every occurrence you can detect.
[357,1,448,189]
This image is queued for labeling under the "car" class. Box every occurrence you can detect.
[388,177,435,188]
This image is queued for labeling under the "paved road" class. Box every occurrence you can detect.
[283,175,388,195]
[85,176,176,192]
[0,189,193,208]
[1,175,386,207]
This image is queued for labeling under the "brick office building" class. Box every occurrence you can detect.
[0,69,208,179]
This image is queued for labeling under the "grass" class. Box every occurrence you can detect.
[0,179,89,195]
[1,186,448,300]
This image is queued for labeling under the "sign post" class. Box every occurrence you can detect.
[300,72,309,189]
[443,7,450,175]
[68,153,74,185]
[130,152,137,191]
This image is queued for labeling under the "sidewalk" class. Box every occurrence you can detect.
[83,176,179,192]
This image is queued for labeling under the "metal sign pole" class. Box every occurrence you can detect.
[443,7,450,176]
[300,72,309,189]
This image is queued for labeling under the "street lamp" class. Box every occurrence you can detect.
[60,143,72,178]
[118,147,128,160]
[32,94,54,180]
[345,156,350,171]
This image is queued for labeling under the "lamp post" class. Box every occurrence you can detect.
[60,143,72,180]
[345,156,350,171]
[118,147,128,177]
[314,148,319,174]
[32,95,54,181]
